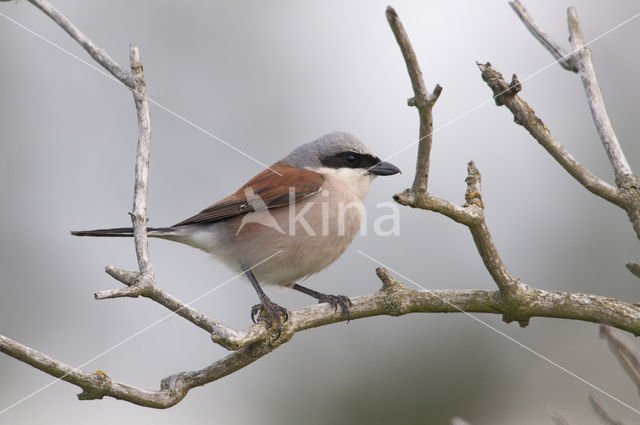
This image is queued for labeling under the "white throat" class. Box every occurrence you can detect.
[310,166,375,202]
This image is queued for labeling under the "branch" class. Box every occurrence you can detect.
[567,8,637,190]
[510,1,636,188]
[4,1,640,411]
[626,263,640,279]
[394,159,640,329]
[600,325,640,394]
[127,45,154,278]
[4,273,640,407]
[509,0,578,72]
[477,62,623,206]
[27,0,134,87]
[397,160,521,302]
[550,410,572,425]
[510,2,640,243]
[588,393,628,425]
[386,5,640,336]
[385,6,442,195]
[99,265,243,349]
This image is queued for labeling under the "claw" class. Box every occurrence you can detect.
[251,299,288,335]
[317,294,352,323]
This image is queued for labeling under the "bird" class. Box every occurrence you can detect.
[72,131,401,332]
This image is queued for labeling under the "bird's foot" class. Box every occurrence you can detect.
[251,299,289,334]
[317,294,352,322]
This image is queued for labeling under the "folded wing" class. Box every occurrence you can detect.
[172,161,324,227]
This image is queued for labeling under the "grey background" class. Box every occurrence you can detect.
[1,0,640,424]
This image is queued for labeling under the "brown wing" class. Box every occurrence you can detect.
[173,161,324,227]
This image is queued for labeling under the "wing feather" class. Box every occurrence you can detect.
[173,162,324,227]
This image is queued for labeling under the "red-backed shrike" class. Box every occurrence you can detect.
[73,132,400,330]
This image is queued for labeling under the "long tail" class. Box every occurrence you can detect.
[70,227,175,237]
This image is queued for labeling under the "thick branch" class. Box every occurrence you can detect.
[26,0,134,87]
[477,62,622,206]
[385,6,442,195]
[509,1,578,72]
[4,272,640,407]
[567,8,636,189]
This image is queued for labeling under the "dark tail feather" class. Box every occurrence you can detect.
[70,227,174,237]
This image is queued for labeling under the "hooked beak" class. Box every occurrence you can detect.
[368,161,401,176]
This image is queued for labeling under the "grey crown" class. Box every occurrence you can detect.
[283,131,375,169]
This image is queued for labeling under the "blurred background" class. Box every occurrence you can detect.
[1,0,640,423]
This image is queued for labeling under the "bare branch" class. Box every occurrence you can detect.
[550,410,572,425]
[397,160,521,302]
[385,6,442,195]
[4,273,640,407]
[393,189,482,226]
[588,393,628,425]
[15,0,250,362]
[477,62,622,206]
[100,265,243,349]
[509,1,578,72]
[567,8,637,189]
[463,162,520,301]
[3,1,640,411]
[626,263,640,279]
[127,45,154,278]
[511,0,635,187]
[600,325,640,394]
[26,0,134,86]
[464,161,484,209]
[510,3,640,243]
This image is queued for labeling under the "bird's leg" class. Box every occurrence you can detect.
[244,268,288,333]
[292,284,352,322]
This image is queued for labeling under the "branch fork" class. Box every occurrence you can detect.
[500,2,640,270]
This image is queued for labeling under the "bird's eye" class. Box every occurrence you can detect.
[344,153,358,165]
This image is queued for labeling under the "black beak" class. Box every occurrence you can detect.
[369,161,401,176]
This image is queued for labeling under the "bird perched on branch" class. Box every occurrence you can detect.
[72,131,400,332]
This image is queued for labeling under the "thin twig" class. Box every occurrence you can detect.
[626,263,640,279]
[550,410,572,425]
[600,325,640,394]
[477,62,622,206]
[128,45,154,278]
[588,392,628,425]
[510,1,634,186]
[27,0,134,86]
[397,160,522,303]
[478,57,640,244]
[393,189,482,226]
[450,417,473,425]
[509,0,578,72]
[99,263,241,348]
[385,6,442,196]
[567,8,636,189]
[510,3,640,244]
